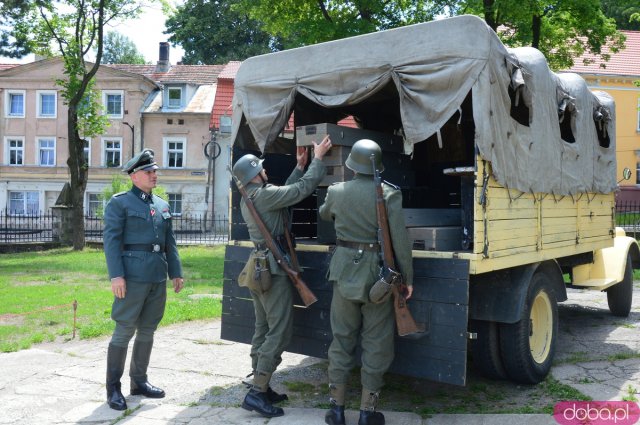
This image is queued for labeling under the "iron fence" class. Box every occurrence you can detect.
[615,201,640,239]
[0,209,228,245]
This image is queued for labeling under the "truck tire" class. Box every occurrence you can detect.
[498,269,558,384]
[607,254,633,317]
[469,319,507,380]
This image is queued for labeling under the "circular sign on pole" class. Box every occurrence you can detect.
[204,141,221,159]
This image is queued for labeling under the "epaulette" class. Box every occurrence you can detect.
[113,191,127,197]
[382,180,400,190]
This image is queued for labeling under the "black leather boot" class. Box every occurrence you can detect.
[241,389,284,417]
[106,344,128,411]
[358,410,385,425]
[325,405,346,425]
[266,386,288,404]
[358,388,385,425]
[130,340,165,398]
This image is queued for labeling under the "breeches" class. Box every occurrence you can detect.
[327,285,395,391]
[110,281,167,347]
[250,274,293,374]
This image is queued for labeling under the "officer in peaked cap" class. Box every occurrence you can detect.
[102,148,184,411]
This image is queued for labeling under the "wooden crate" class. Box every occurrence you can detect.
[296,123,404,152]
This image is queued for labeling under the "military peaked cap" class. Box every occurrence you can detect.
[123,149,159,174]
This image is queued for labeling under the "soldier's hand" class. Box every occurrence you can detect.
[111,277,126,299]
[405,285,414,300]
[173,277,184,293]
[312,135,332,160]
[296,146,309,170]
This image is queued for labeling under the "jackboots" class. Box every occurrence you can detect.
[106,344,128,411]
[241,371,284,418]
[325,383,346,425]
[358,388,385,425]
[129,340,165,398]
[244,371,288,404]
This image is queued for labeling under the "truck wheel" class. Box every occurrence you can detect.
[499,269,558,384]
[607,254,633,317]
[469,319,507,380]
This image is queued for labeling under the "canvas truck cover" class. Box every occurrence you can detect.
[230,15,616,196]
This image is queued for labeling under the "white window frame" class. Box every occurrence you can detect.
[167,87,182,108]
[36,90,57,118]
[5,89,26,118]
[102,137,123,168]
[37,137,56,166]
[86,192,103,218]
[83,138,91,167]
[168,193,182,216]
[163,137,186,168]
[9,191,39,215]
[5,136,25,166]
[102,90,124,119]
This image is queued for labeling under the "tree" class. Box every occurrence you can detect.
[233,0,443,49]
[101,31,147,64]
[98,174,167,217]
[0,0,32,58]
[165,0,280,64]
[602,0,640,31]
[5,0,141,250]
[439,0,625,70]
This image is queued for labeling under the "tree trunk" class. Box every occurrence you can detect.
[483,0,497,31]
[67,106,87,250]
[531,14,541,49]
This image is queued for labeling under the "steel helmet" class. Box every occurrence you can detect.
[345,139,384,175]
[232,154,264,185]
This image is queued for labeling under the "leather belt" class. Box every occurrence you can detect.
[124,243,164,253]
[254,235,288,251]
[336,239,380,252]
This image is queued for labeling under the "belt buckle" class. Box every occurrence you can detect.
[152,244,160,253]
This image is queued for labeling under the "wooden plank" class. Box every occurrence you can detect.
[413,277,469,305]
[403,208,462,227]
[413,257,469,280]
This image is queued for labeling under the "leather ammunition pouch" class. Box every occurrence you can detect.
[237,250,272,293]
[368,267,400,304]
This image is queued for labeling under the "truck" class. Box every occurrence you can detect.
[220,14,639,386]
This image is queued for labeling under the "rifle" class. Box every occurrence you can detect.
[229,167,318,307]
[371,156,425,337]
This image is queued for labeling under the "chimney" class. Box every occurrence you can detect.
[156,42,171,72]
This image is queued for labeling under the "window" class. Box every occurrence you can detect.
[168,87,182,108]
[165,138,185,168]
[168,193,182,215]
[637,98,640,132]
[5,90,25,117]
[6,137,24,165]
[87,193,103,217]
[102,90,123,118]
[37,91,57,118]
[83,138,91,166]
[103,138,122,167]
[38,138,56,166]
[636,162,640,185]
[9,191,39,215]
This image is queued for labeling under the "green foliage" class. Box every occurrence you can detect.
[0,246,225,352]
[166,0,280,64]
[602,0,640,31]
[101,31,147,64]
[233,0,442,48]
[0,0,33,58]
[97,174,169,217]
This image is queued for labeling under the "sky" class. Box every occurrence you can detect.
[0,2,185,65]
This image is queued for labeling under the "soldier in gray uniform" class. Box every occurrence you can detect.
[232,135,332,418]
[319,139,413,425]
[103,149,184,411]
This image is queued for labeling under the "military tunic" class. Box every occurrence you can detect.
[240,158,326,374]
[103,185,183,346]
[319,174,413,391]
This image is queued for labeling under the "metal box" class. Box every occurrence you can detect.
[296,123,404,153]
[407,226,462,251]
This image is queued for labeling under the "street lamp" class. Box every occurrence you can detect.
[123,122,135,157]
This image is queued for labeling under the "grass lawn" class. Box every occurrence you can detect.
[0,245,225,352]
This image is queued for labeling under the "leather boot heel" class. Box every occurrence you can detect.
[325,405,345,425]
[241,389,284,418]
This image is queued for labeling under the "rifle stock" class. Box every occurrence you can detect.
[371,157,425,337]
[229,167,318,307]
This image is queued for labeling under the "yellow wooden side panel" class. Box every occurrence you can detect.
[471,160,615,274]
